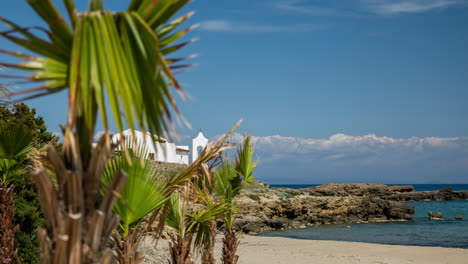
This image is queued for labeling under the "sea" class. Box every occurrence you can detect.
[259,184,468,249]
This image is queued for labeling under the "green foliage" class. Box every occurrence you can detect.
[0,103,54,264]
[1,0,196,145]
[13,186,44,264]
[1,0,197,261]
[235,136,256,183]
[215,161,242,203]
[214,136,258,230]
[165,194,186,236]
[0,124,34,182]
[102,144,169,236]
[165,193,226,243]
[0,103,59,147]
[189,202,227,250]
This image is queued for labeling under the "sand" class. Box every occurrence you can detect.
[142,235,468,264]
[229,235,468,264]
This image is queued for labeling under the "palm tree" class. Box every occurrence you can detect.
[215,161,241,264]
[216,136,257,264]
[103,144,168,237]
[103,129,239,264]
[165,193,226,264]
[101,143,168,264]
[0,124,35,264]
[1,0,197,262]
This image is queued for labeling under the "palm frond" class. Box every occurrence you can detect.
[215,161,241,202]
[24,0,73,50]
[88,0,104,11]
[1,1,197,146]
[165,193,186,237]
[189,202,226,249]
[0,123,34,182]
[102,141,169,236]
[235,136,256,183]
[0,124,34,160]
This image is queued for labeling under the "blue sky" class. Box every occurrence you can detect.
[1,0,467,183]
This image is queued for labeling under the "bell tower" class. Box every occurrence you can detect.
[192,130,208,163]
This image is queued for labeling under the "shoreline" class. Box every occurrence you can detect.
[231,235,468,264]
[142,235,468,264]
[234,184,468,234]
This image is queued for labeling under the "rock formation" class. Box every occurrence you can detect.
[299,184,468,202]
[234,186,415,234]
[234,184,467,234]
[428,211,443,220]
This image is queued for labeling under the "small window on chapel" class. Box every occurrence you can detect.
[149,153,155,160]
[197,146,203,156]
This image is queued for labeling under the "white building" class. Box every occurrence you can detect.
[110,129,208,165]
[192,131,208,163]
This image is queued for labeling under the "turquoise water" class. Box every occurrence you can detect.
[259,184,468,248]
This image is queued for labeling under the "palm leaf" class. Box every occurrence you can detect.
[88,0,104,11]
[0,124,34,182]
[235,136,257,183]
[25,0,73,49]
[102,142,169,236]
[1,1,197,149]
[165,193,186,237]
[189,202,226,249]
[0,124,34,160]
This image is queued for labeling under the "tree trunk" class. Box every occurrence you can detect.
[201,223,217,264]
[221,229,239,264]
[169,235,194,264]
[111,229,145,264]
[0,183,18,264]
[32,132,127,264]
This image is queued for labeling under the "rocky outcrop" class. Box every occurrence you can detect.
[383,189,468,201]
[299,184,468,202]
[234,187,415,234]
[428,211,443,220]
[299,183,414,197]
[234,184,468,234]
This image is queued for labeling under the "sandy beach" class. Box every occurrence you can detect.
[143,235,468,264]
[229,235,468,264]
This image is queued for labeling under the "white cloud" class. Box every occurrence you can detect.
[275,0,340,16]
[216,133,468,166]
[199,20,321,33]
[274,0,468,16]
[364,0,468,14]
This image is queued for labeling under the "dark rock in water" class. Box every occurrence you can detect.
[268,218,289,229]
[455,215,463,220]
[440,186,453,192]
[428,211,443,220]
[385,201,415,220]
[242,222,267,234]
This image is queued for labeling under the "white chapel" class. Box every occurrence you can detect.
[110,129,208,165]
